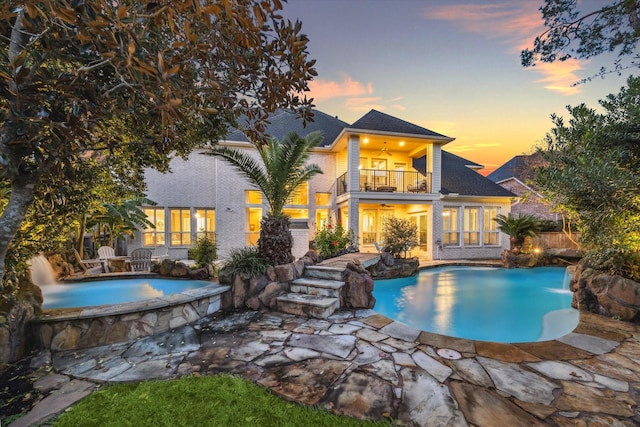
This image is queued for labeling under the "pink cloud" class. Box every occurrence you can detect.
[425,2,587,94]
[425,3,543,51]
[308,74,374,100]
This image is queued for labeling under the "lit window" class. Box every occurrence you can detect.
[286,182,308,206]
[315,192,331,206]
[246,191,262,205]
[464,207,480,246]
[170,208,191,246]
[484,207,500,245]
[442,207,459,246]
[246,207,261,245]
[142,208,165,246]
[195,209,215,241]
[316,209,329,230]
[282,208,308,219]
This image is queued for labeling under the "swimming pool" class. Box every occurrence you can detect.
[373,266,578,343]
[41,278,214,309]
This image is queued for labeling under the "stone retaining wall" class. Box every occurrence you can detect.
[31,284,231,352]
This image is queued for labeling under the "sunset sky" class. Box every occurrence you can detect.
[283,0,636,175]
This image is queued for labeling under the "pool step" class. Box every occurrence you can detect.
[290,277,345,298]
[303,265,343,281]
[276,294,339,319]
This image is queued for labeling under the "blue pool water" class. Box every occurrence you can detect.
[372,266,578,343]
[41,278,213,309]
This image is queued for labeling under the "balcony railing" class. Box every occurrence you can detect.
[337,170,432,196]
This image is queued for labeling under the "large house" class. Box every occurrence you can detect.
[129,109,516,261]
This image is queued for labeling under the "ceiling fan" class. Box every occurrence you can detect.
[375,141,393,157]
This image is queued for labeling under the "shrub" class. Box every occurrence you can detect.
[382,217,418,259]
[219,246,270,279]
[191,235,217,268]
[585,247,640,282]
[313,222,355,258]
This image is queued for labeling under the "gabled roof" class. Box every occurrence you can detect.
[487,152,545,184]
[224,108,512,198]
[224,109,349,147]
[349,109,452,140]
[440,151,515,197]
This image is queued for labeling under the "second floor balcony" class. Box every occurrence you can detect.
[337,169,432,196]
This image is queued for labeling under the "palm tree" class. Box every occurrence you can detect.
[206,131,323,265]
[493,213,541,253]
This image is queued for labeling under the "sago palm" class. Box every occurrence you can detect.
[206,131,323,265]
[493,213,541,253]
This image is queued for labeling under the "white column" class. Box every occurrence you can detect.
[348,198,359,245]
[432,144,441,193]
[347,134,360,192]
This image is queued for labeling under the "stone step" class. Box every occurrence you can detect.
[290,277,345,298]
[276,293,339,319]
[304,265,343,281]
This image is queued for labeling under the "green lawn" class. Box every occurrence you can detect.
[53,374,392,427]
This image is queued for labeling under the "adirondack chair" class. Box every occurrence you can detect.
[129,248,153,272]
[97,246,116,272]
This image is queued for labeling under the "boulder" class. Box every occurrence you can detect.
[571,263,640,322]
[366,256,419,279]
[259,282,289,309]
[274,263,296,283]
[187,267,210,280]
[232,274,249,309]
[341,269,375,309]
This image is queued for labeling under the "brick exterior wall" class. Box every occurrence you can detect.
[499,179,558,221]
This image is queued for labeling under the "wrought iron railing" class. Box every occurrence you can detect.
[336,170,432,195]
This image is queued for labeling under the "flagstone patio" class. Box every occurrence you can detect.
[11,305,640,427]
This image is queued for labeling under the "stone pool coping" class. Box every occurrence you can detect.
[39,283,228,320]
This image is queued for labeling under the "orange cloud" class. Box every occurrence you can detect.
[308,74,373,100]
[529,59,585,95]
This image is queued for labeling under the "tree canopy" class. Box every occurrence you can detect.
[535,76,640,279]
[522,0,640,81]
[0,1,316,296]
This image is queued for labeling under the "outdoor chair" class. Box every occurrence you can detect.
[129,248,153,272]
[96,246,116,272]
[408,179,427,193]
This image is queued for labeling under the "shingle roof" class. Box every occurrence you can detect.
[224,109,349,147]
[487,152,544,183]
[349,109,451,139]
[226,108,512,198]
[440,151,515,197]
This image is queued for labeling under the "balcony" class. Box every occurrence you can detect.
[337,169,432,196]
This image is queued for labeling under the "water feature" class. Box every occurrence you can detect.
[28,254,58,287]
[373,266,578,343]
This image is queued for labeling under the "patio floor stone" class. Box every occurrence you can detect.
[10,257,640,426]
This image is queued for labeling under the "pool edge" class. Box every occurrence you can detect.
[31,284,231,352]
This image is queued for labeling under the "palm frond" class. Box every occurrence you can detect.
[205,146,269,193]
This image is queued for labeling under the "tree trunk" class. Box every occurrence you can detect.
[0,178,36,289]
[510,237,524,254]
[258,216,294,266]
